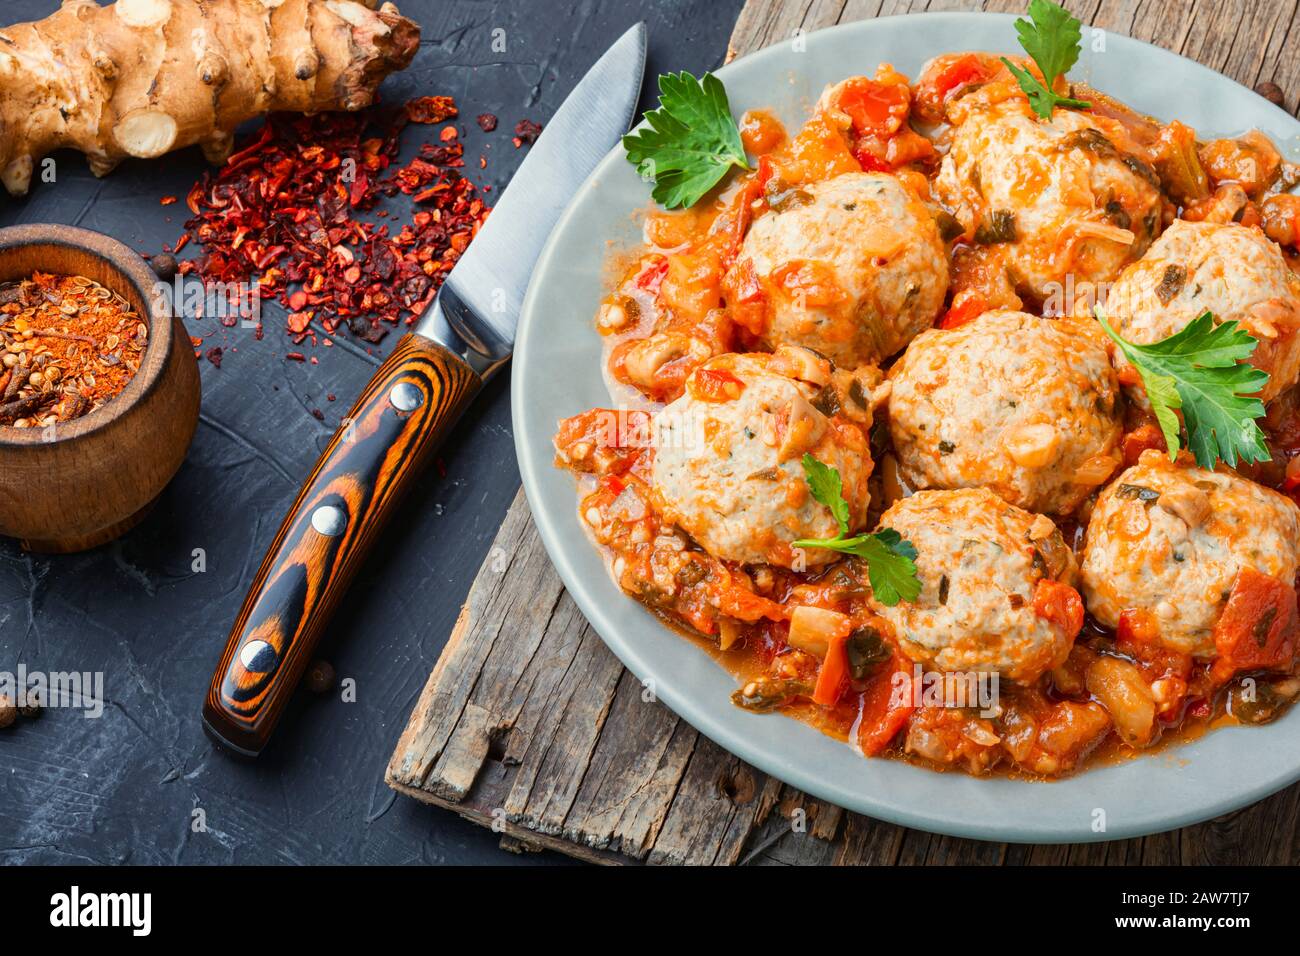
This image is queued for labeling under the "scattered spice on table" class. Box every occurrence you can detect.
[205,346,223,368]
[306,659,337,694]
[513,118,543,147]
[476,112,498,132]
[0,273,147,428]
[149,253,179,281]
[177,95,490,346]
[1256,81,1285,108]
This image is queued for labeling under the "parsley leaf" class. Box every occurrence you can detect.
[793,457,922,607]
[1000,0,1091,120]
[622,71,750,209]
[1096,307,1271,469]
[801,453,850,535]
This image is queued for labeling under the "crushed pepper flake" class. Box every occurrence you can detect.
[513,118,543,148]
[175,100,491,348]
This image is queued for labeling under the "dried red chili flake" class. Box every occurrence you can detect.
[477,113,498,132]
[205,347,223,368]
[406,96,458,124]
[177,100,490,344]
[286,352,306,362]
[513,119,543,148]
[160,196,178,206]
[440,126,459,143]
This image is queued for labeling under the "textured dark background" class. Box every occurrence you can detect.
[0,0,742,865]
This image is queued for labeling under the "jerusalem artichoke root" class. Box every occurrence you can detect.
[0,0,420,196]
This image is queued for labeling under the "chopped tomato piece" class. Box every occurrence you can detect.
[813,631,850,707]
[728,257,764,304]
[834,77,911,138]
[725,258,767,338]
[1121,422,1167,467]
[914,53,997,122]
[939,291,987,330]
[1210,567,1299,686]
[724,177,764,268]
[634,255,669,293]
[1032,579,1085,639]
[712,572,786,623]
[852,147,892,173]
[857,654,915,756]
[1117,608,1193,681]
[1116,607,1161,647]
[688,367,745,403]
[554,407,650,453]
[885,128,937,167]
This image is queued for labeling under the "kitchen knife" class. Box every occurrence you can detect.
[203,23,647,756]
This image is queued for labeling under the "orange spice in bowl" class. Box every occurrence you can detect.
[0,272,147,428]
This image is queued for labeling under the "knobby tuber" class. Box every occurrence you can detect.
[0,0,420,196]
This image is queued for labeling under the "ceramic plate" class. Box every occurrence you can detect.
[512,12,1300,843]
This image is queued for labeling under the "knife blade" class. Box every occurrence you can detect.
[423,23,647,370]
[203,23,648,757]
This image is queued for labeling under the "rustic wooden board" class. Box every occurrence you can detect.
[387,0,1300,865]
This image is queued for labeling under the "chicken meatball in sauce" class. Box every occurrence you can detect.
[1081,450,1300,659]
[934,86,1168,310]
[652,347,876,569]
[1101,220,1300,402]
[888,310,1123,514]
[871,488,1083,683]
[727,171,949,368]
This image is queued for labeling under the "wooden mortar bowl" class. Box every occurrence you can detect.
[0,225,200,553]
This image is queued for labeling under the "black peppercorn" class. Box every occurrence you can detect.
[306,660,336,694]
[0,694,16,730]
[150,253,179,280]
[1256,81,1285,109]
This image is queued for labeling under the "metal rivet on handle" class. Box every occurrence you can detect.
[390,382,423,412]
[239,639,277,673]
[311,504,347,537]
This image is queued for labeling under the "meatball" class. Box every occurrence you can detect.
[651,347,873,569]
[871,488,1080,682]
[729,171,948,368]
[934,99,1165,306]
[1080,450,1300,658]
[1101,220,1300,402]
[888,310,1123,514]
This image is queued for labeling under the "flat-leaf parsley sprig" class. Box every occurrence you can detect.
[1095,307,1270,469]
[793,455,922,607]
[1000,0,1091,120]
[622,71,750,209]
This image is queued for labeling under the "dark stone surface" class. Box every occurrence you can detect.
[0,0,742,865]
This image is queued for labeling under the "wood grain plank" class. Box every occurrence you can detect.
[389,0,1300,867]
[558,672,698,857]
[648,736,773,865]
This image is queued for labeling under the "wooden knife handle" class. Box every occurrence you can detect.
[203,332,481,756]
